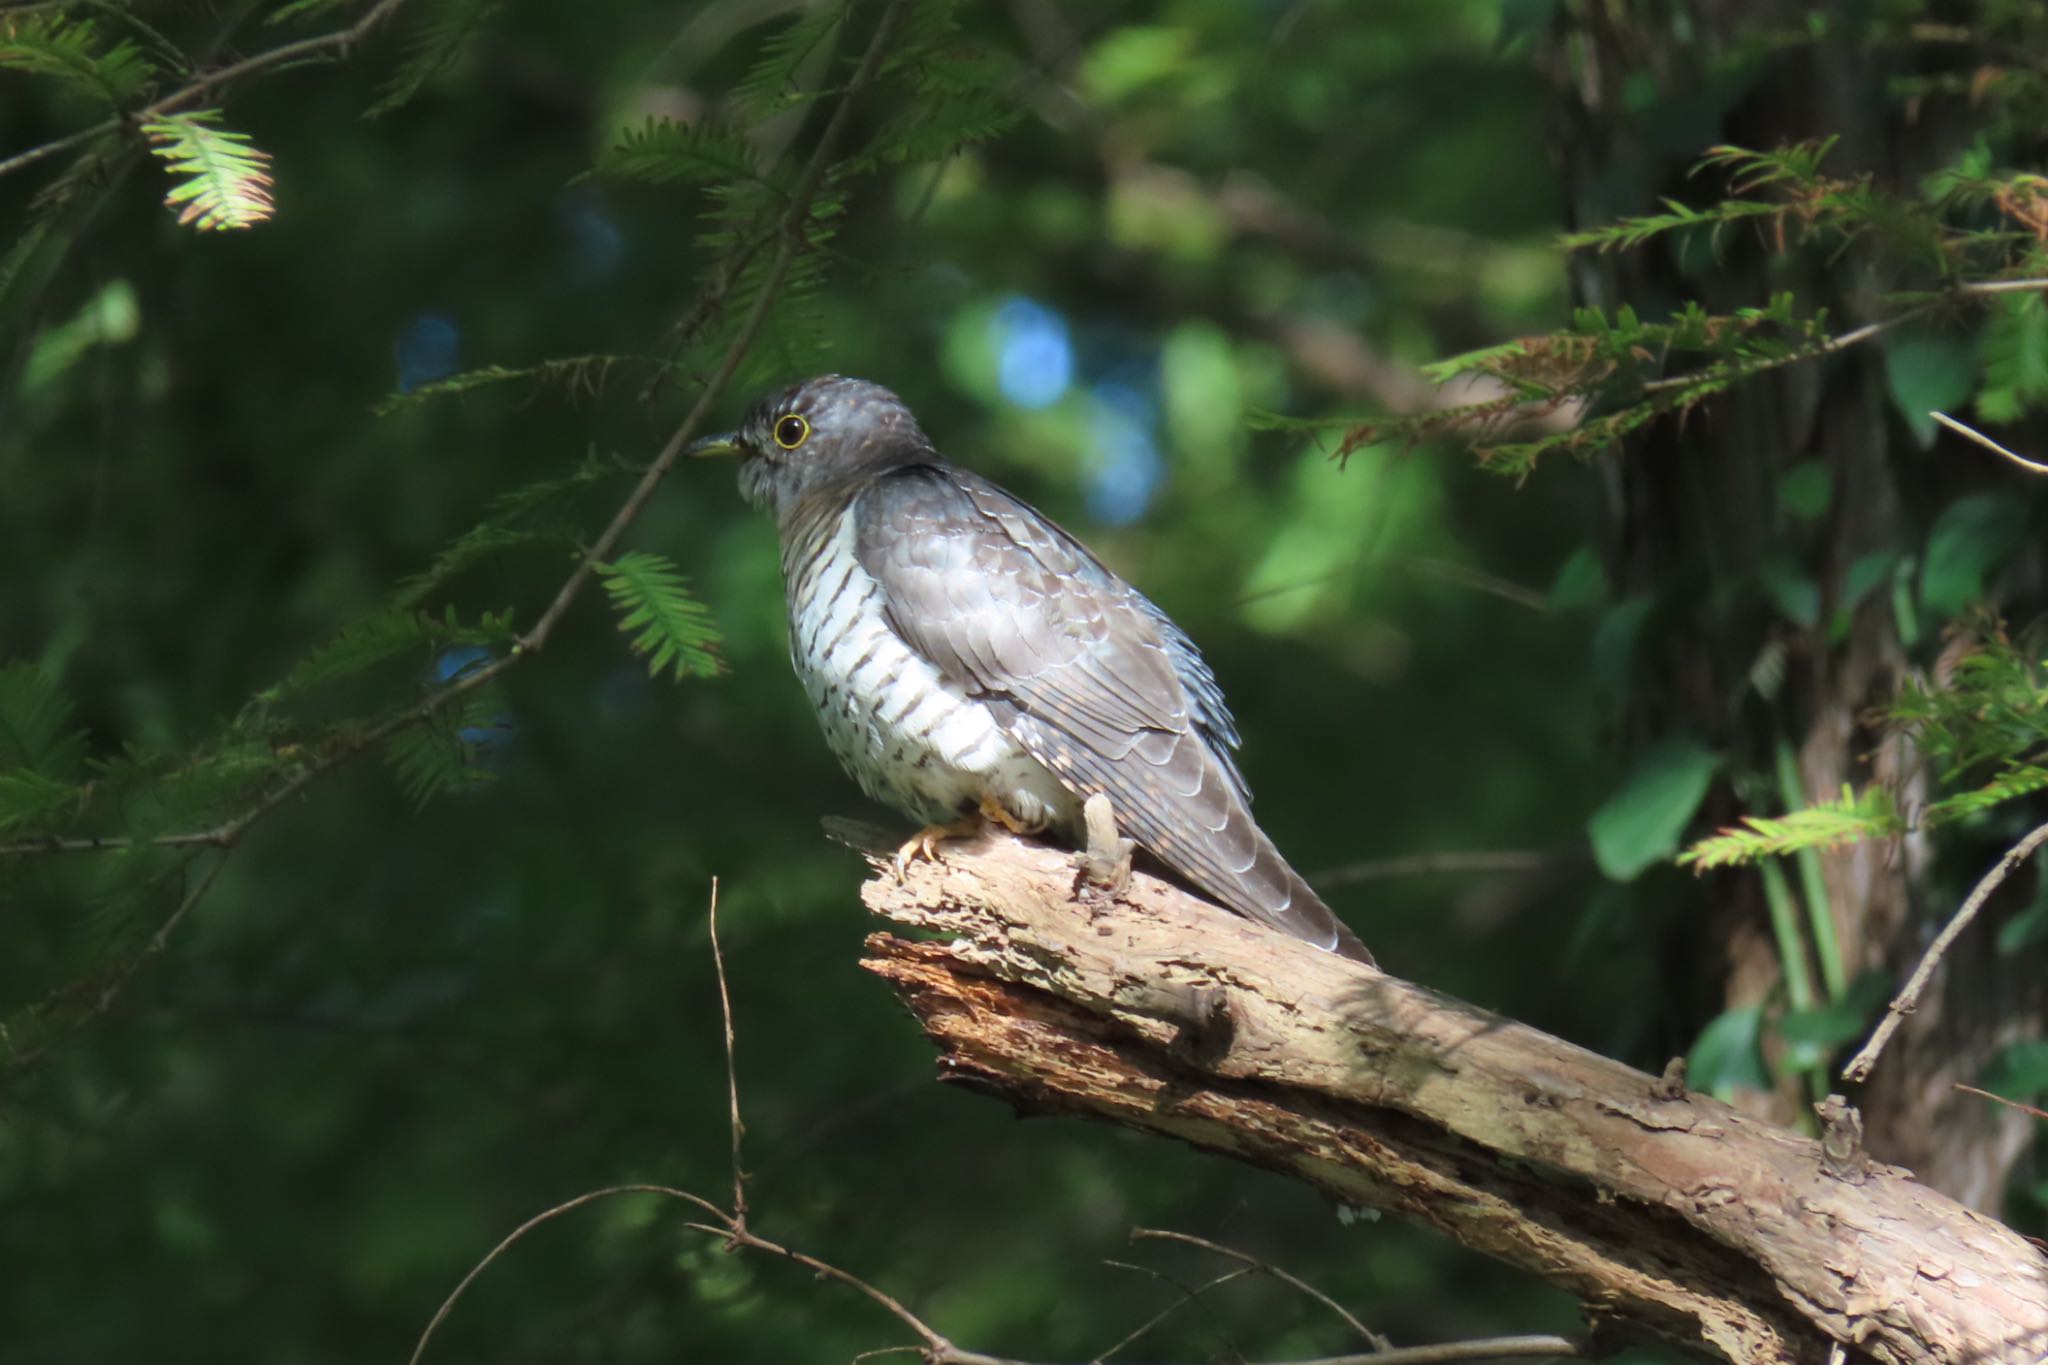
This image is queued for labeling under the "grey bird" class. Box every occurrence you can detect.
[692,375,1374,965]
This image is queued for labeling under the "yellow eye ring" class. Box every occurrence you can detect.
[773,413,809,449]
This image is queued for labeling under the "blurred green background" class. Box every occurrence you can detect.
[1,1,2041,1362]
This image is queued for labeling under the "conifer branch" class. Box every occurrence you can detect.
[0,0,911,1058]
[0,0,411,181]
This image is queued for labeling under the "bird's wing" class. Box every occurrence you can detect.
[853,463,1363,959]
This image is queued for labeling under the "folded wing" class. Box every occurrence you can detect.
[854,463,1370,962]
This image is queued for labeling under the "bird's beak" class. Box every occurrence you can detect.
[687,431,742,459]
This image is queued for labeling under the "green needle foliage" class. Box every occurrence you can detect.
[0,13,155,105]
[140,112,275,231]
[599,552,723,684]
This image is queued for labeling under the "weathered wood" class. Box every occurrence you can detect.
[858,832,2048,1365]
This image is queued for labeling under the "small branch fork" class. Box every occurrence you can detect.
[1637,277,2048,398]
[406,880,1584,1365]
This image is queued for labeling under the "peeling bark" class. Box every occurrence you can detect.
[859,833,2048,1365]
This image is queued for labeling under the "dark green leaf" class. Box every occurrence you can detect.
[1921,494,2027,618]
[1588,736,1720,881]
[1688,1006,1771,1100]
[1882,328,1976,449]
[1776,460,1831,521]
[1980,1039,2048,1099]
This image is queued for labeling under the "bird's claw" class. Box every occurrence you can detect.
[893,813,982,881]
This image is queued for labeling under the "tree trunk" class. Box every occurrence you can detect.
[1545,0,2046,1206]
[858,832,2048,1365]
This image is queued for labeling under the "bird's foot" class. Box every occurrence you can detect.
[1076,792,1136,895]
[893,812,984,881]
[977,792,1033,835]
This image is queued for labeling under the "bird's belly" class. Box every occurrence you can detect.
[788,536,1076,832]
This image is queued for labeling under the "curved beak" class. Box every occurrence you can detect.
[686,430,742,459]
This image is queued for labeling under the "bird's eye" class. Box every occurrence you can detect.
[774,413,809,449]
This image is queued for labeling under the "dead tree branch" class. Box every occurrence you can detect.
[858,832,2048,1365]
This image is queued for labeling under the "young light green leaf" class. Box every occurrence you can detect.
[598,552,722,683]
[1924,763,2048,825]
[1679,785,1901,869]
[140,112,276,231]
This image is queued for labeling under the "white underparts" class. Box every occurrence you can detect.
[787,507,1080,832]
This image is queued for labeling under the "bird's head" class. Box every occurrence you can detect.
[689,375,933,515]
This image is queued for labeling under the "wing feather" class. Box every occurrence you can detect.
[854,463,1368,961]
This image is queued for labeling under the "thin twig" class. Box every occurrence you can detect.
[1262,1336,1582,1365]
[407,1184,732,1365]
[1957,277,2048,295]
[1093,1262,1250,1363]
[708,876,748,1228]
[1131,1228,1390,1353]
[1639,306,1933,396]
[677,1219,954,1354]
[1929,409,2048,476]
[0,0,910,1010]
[1632,277,2048,403]
[500,0,913,666]
[1842,818,2048,1083]
[1953,1082,2048,1123]
[0,0,412,181]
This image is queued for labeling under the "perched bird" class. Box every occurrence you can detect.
[692,375,1373,965]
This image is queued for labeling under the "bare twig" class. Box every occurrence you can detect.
[1953,1082,2048,1124]
[1265,1338,1582,1365]
[1093,1262,1251,1363]
[1639,306,1934,396]
[407,1183,731,1365]
[1635,278,2048,402]
[1929,409,2048,476]
[1842,818,2048,1083]
[679,1219,955,1355]
[1131,1228,1390,1353]
[412,857,1606,1365]
[0,0,412,181]
[708,877,748,1227]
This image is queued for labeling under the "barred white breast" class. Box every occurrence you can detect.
[782,500,1078,833]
